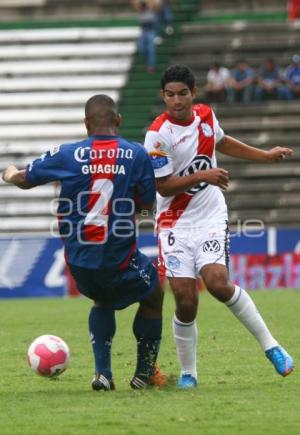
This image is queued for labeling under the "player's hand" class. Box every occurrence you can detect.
[265,147,293,162]
[2,165,18,183]
[201,168,229,190]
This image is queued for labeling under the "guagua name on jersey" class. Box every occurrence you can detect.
[82,164,125,175]
[74,146,133,175]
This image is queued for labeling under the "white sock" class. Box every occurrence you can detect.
[173,314,198,378]
[225,285,278,351]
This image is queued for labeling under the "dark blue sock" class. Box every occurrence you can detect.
[133,315,162,377]
[89,306,116,380]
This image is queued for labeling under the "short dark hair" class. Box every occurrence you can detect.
[85,94,117,117]
[161,65,195,91]
[85,94,118,127]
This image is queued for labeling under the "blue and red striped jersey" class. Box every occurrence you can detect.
[26,135,156,269]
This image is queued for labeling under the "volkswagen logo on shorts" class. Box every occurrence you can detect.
[167,255,180,270]
[203,240,221,253]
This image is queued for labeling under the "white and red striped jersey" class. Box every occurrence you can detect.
[144,104,228,230]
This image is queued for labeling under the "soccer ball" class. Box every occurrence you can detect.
[27,335,70,377]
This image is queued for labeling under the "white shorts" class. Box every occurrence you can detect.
[158,222,229,279]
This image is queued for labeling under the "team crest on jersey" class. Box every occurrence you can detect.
[149,151,168,169]
[201,123,213,137]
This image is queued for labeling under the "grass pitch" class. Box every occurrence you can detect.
[0,290,299,435]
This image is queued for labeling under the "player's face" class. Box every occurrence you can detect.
[161,82,196,122]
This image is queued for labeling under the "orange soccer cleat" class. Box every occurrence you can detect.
[130,366,168,389]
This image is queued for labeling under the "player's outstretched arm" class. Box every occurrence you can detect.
[217,135,293,162]
[2,165,33,189]
[156,168,229,197]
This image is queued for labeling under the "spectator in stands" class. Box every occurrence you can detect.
[227,60,254,104]
[288,0,300,21]
[2,94,166,391]
[155,0,175,43]
[285,54,300,99]
[254,58,290,102]
[132,0,160,73]
[205,62,231,103]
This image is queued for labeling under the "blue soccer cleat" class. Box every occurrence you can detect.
[265,346,294,377]
[177,374,197,389]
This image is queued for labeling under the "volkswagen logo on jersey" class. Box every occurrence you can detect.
[203,240,221,253]
[179,155,212,195]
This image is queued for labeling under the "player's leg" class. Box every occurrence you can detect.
[169,276,199,388]
[68,264,117,391]
[201,263,294,376]
[89,302,116,391]
[158,230,199,388]
[130,281,166,389]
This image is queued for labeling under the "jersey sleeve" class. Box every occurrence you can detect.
[133,147,156,206]
[212,111,225,143]
[144,130,173,178]
[25,144,64,185]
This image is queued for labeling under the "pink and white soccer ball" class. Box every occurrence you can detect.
[27,335,70,377]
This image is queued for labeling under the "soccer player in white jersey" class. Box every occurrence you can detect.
[144,64,294,388]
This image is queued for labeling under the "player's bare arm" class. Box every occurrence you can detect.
[217,135,293,162]
[2,165,33,189]
[156,167,229,197]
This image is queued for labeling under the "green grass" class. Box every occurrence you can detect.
[0,290,299,435]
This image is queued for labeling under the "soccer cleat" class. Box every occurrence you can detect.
[130,366,167,389]
[130,373,149,389]
[265,346,294,377]
[149,366,168,387]
[177,374,197,389]
[91,373,116,391]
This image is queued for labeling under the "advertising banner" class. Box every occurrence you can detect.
[0,229,299,298]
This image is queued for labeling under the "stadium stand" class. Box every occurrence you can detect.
[0,0,299,232]
[0,24,140,233]
[199,0,286,16]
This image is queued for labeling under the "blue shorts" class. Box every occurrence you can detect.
[69,250,158,310]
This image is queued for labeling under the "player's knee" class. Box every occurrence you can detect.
[140,284,164,315]
[205,276,233,302]
[203,268,230,297]
[175,294,198,321]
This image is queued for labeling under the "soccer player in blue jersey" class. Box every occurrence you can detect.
[2,94,166,391]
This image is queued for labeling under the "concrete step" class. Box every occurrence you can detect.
[0,75,126,92]
[0,200,53,216]
[183,21,300,35]
[225,162,300,179]
[229,208,300,226]
[0,123,85,140]
[200,0,286,15]
[0,59,131,76]
[0,42,136,60]
[0,183,55,198]
[176,37,299,54]
[0,216,54,232]
[225,192,300,209]
[0,90,119,107]
[0,27,139,44]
